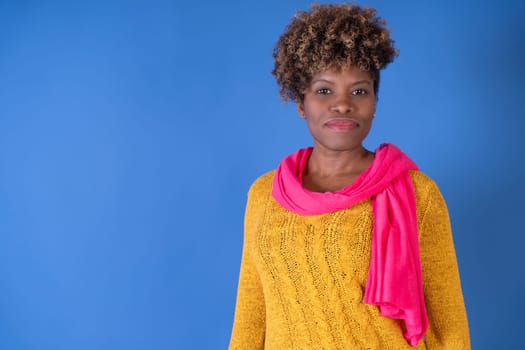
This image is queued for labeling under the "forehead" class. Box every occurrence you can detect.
[310,66,373,83]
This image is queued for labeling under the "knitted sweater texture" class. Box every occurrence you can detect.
[229,170,470,350]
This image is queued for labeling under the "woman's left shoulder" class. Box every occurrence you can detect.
[408,170,437,188]
[408,170,446,207]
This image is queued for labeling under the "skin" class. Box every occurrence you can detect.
[297,66,376,192]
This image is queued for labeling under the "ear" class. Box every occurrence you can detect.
[296,102,306,119]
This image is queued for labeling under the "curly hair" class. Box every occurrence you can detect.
[272,3,398,102]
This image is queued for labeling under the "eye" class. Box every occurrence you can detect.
[315,88,332,95]
[352,88,368,96]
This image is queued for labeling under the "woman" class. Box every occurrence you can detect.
[229,3,470,349]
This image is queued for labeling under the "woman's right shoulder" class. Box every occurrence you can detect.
[247,170,276,198]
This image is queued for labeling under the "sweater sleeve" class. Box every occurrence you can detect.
[415,175,471,349]
[228,184,266,350]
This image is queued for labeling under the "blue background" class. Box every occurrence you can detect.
[1,0,524,349]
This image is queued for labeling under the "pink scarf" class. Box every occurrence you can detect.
[272,143,428,346]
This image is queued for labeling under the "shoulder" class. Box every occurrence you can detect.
[409,170,445,196]
[244,170,276,226]
[409,170,440,194]
[247,170,276,198]
[408,170,449,221]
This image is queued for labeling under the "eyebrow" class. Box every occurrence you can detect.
[311,79,373,86]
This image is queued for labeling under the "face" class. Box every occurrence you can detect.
[297,66,376,152]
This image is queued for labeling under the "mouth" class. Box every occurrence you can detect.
[325,118,359,131]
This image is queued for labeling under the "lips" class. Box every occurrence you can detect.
[325,119,358,131]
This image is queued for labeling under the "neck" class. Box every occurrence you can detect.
[307,145,373,177]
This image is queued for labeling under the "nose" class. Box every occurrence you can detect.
[330,94,354,114]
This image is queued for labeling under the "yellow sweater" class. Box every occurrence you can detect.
[229,170,470,350]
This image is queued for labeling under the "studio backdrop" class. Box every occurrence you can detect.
[0,0,524,349]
